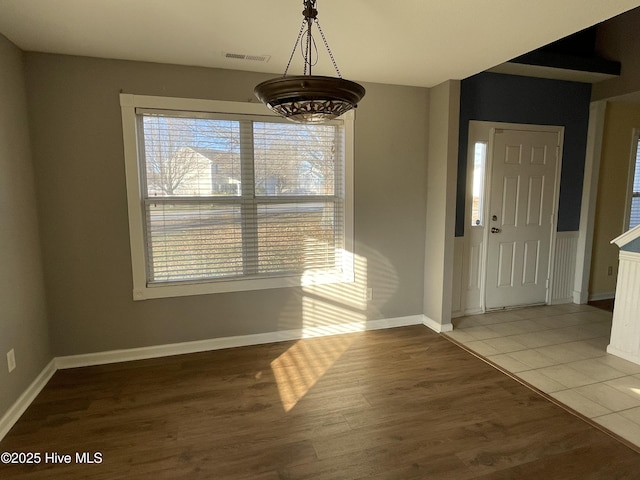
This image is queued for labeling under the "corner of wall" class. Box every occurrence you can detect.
[0,34,53,423]
[423,80,460,330]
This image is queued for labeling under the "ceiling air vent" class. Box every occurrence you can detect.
[223,52,270,63]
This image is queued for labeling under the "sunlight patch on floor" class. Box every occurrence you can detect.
[272,252,371,411]
[271,335,354,412]
[271,248,400,411]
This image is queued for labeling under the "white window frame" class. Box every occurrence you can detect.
[120,94,354,300]
[625,128,640,231]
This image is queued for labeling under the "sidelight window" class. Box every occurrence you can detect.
[471,141,487,227]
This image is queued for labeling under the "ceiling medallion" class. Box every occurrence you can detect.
[254,0,365,123]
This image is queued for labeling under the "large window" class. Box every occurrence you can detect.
[120,95,354,300]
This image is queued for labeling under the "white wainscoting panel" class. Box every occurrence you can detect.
[462,233,484,316]
[551,231,578,304]
[451,236,464,318]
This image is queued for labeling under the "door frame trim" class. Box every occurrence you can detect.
[464,121,564,312]
[574,101,606,304]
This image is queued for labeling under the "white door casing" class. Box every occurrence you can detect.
[485,127,562,310]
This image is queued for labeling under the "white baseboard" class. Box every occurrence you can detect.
[1,315,430,442]
[55,330,302,369]
[0,359,56,441]
[550,297,574,305]
[422,315,453,333]
[362,315,426,331]
[589,292,615,302]
[56,315,426,370]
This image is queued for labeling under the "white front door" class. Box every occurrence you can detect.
[485,128,561,310]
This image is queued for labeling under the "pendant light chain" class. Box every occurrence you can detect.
[314,19,342,79]
[283,19,306,77]
[307,5,313,75]
[303,0,316,76]
[283,0,341,79]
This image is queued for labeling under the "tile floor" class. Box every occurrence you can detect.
[445,303,640,447]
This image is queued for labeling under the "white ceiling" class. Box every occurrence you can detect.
[1,0,639,88]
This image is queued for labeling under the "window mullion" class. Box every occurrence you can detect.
[334,125,344,255]
[136,115,156,284]
[240,121,258,275]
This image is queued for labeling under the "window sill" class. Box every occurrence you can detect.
[133,266,355,301]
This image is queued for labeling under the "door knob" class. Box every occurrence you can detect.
[491,227,501,233]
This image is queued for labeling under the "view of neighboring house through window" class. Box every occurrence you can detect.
[120,95,354,299]
[629,131,640,230]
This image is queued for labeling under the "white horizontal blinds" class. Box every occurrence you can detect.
[146,203,244,282]
[140,113,244,283]
[253,122,337,196]
[631,141,640,228]
[142,115,242,197]
[138,109,344,284]
[252,122,343,275]
[257,203,342,274]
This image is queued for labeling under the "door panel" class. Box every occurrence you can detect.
[485,129,559,310]
[501,176,519,225]
[526,176,544,226]
[522,240,540,285]
[497,242,516,287]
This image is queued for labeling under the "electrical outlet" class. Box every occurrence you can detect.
[608,266,613,276]
[7,349,16,373]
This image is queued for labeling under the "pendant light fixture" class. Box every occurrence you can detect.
[254,0,365,123]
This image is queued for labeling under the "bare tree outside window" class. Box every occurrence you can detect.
[142,116,241,197]
[253,122,337,196]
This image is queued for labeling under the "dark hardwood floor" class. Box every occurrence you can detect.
[588,298,615,312]
[2,325,640,479]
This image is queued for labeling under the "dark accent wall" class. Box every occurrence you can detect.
[456,72,591,236]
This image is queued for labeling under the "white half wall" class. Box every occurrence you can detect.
[608,251,640,364]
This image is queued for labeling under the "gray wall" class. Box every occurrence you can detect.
[24,53,430,356]
[0,36,51,415]
[423,81,459,327]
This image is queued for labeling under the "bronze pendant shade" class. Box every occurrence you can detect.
[254,0,365,123]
